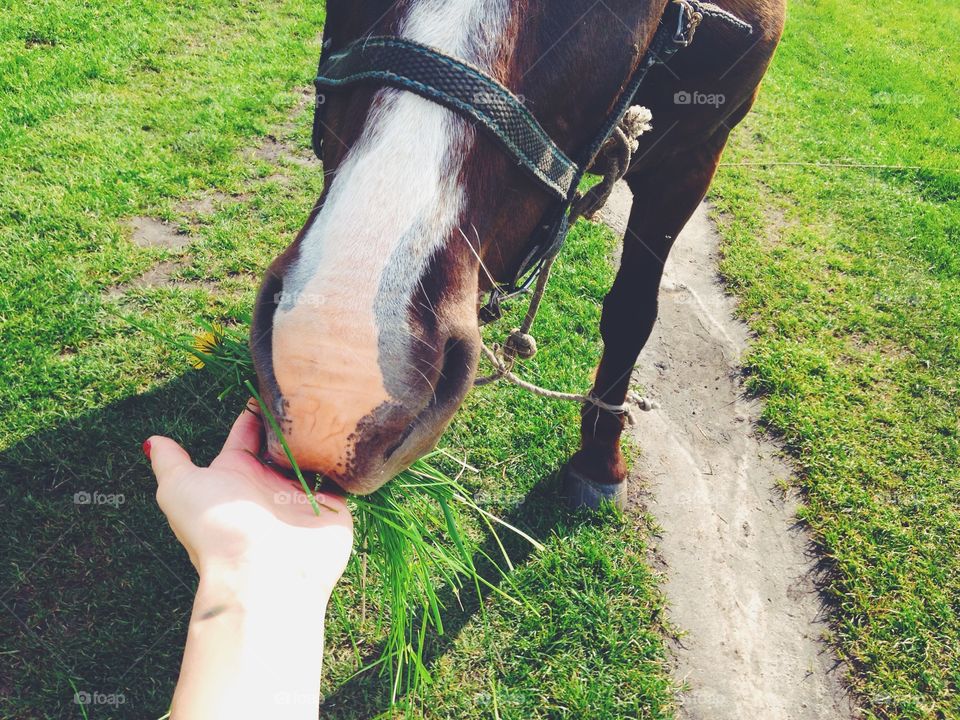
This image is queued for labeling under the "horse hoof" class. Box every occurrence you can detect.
[563,464,628,511]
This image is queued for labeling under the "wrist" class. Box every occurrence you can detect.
[194,560,333,643]
[173,560,330,720]
[197,558,334,611]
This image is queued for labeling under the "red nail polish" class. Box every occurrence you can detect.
[142,439,152,459]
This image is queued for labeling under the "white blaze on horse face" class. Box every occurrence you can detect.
[270,0,509,475]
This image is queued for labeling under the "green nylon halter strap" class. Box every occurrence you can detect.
[314,36,577,202]
[310,0,753,308]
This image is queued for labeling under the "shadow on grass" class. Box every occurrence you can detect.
[0,374,574,719]
[0,373,238,719]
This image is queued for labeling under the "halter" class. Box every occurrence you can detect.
[312,0,750,317]
[310,1,751,415]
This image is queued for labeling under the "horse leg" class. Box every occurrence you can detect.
[565,131,731,509]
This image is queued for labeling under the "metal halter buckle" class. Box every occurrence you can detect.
[673,0,704,47]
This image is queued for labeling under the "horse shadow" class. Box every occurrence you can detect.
[0,374,575,719]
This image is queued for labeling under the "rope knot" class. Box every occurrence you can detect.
[503,329,537,360]
[618,105,653,151]
[575,104,653,221]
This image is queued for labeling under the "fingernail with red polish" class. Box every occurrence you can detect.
[142,439,152,460]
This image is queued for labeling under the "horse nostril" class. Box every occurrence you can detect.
[382,337,474,463]
[431,337,472,409]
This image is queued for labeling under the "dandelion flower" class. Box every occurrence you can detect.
[188,323,224,369]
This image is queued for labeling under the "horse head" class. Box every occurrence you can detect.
[251,0,670,493]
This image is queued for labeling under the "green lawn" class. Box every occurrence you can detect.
[711,0,960,716]
[3,0,958,718]
[0,2,672,718]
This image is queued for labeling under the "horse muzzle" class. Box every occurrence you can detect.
[254,309,479,495]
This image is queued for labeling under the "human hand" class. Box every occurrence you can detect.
[148,400,351,719]
[145,399,353,594]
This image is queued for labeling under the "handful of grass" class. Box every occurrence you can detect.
[180,321,541,701]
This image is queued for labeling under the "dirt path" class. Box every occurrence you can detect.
[596,185,855,719]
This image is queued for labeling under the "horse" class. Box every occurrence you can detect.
[249,0,786,507]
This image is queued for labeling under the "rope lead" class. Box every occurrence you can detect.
[475,344,658,425]
[475,106,659,420]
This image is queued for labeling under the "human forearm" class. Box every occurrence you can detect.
[170,562,331,720]
[147,406,352,719]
